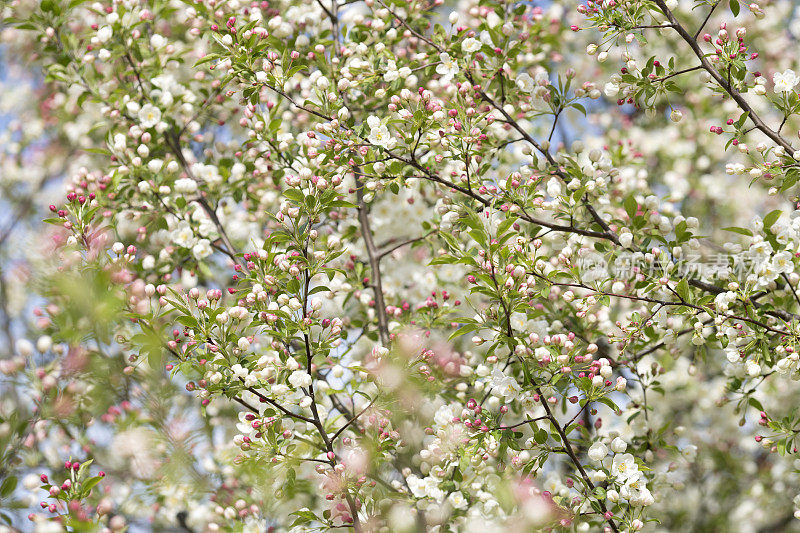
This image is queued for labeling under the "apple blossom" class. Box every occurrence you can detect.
[2,0,800,531]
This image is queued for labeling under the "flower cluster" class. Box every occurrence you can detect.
[4,0,800,531]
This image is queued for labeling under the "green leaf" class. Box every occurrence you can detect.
[748,397,764,411]
[0,476,17,498]
[497,216,517,236]
[193,54,219,67]
[76,459,93,480]
[284,188,304,204]
[675,278,690,302]
[597,396,621,415]
[722,226,753,236]
[449,323,480,341]
[730,0,740,17]
[81,476,102,496]
[289,509,319,526]
[176,315,198,328]
[40,0,58,13]
[763,209,782,230]
[327,199,357,209]
[674,220,688,241]
[82,148,110,155]
[624,195,638,219]
[781,170,799,192]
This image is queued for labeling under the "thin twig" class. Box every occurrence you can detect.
[354,169,390,345]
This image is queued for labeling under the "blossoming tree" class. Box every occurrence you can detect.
[5,0,800,530]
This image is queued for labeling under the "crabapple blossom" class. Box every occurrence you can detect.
[774,69,799,93]
[3,0,800,531]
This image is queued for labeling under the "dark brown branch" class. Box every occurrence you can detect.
[354,170,390,345]
[377,231,434,260]
[654,0,794,153]
[331,396,377,443]
[536,388,620,533]
[693,1,719,40]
